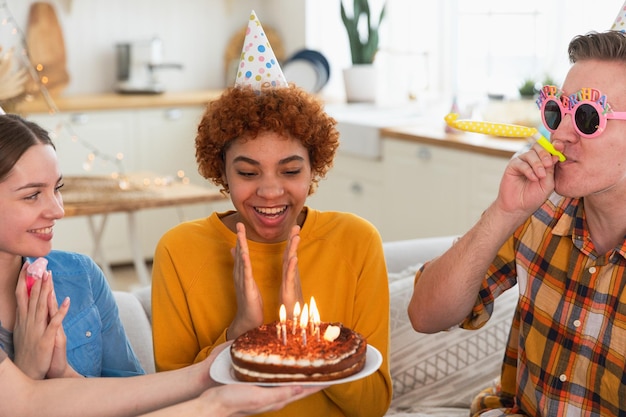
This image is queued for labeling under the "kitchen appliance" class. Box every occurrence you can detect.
[115,37,182,94]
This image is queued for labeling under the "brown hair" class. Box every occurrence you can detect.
[195,85,340,194]
[568,30,626,63]
[0,114,54,182]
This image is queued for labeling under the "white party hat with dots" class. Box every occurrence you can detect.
[611,1,626,32]
[234,10,287,89]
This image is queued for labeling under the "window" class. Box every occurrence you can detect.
[307,0,621,106]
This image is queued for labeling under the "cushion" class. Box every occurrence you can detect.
[388,263,423,284]
[113,290,155,373]
[387,265,519,413]
[132,285,152,323]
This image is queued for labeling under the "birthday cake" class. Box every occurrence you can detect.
[230,321,367,383]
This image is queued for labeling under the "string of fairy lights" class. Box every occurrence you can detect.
[0,0,126,176]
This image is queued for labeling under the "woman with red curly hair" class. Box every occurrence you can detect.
[151,84,392,417]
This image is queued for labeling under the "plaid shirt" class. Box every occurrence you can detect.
[463,192,626,416]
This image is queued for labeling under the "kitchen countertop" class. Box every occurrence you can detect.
[15,92,529,158]
[326,102,529,159]
[15,89,224,114]
[380,124,528,158]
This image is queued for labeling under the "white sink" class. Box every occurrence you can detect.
[325,103,424,159]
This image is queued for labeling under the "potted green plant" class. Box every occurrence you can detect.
[340,0,386,102]
[340,0,386,65]
[518,78,537,98]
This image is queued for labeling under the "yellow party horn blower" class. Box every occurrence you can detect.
[444,113,566,162]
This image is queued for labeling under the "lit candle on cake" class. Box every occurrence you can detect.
[292,302,301,335]
[309,297,321,341]
[279,304,287,345]
[308,297,316,334]
[300,303,309,346]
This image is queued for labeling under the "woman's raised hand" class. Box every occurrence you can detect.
[227,222,264,340]
[280,225,303,317]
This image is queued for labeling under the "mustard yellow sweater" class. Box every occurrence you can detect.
[152,208,391,417]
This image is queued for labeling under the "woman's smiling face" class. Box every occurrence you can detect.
[0,144,64,259]
[223,131,313,243]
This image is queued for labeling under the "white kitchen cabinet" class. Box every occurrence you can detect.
[134,107,204,185]
[308,135,511,243]
[133,106,233,259]
[381,139,471,240]
[28,110,136,176]
[466,153,508,226]
[381,138,510,241]
[307,153,384,230]
[25,106,232,266]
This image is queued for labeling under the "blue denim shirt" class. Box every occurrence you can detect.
[26,251,145,377]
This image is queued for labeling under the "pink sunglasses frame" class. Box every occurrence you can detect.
[536,85,626,138]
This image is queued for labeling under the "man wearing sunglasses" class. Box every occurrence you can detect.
[408,30,626,417]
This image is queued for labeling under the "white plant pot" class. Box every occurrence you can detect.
[343,64,378,103]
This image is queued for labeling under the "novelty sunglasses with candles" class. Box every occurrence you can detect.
[536,85,626,138]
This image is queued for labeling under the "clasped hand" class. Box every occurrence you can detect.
[13,262,74,379]
[228,222,303,340]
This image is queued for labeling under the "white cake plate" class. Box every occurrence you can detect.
[210,344,382,387]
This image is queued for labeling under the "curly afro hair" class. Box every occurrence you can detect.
[195,85,340,195]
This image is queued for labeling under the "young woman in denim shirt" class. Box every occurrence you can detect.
[0,113,143,378]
